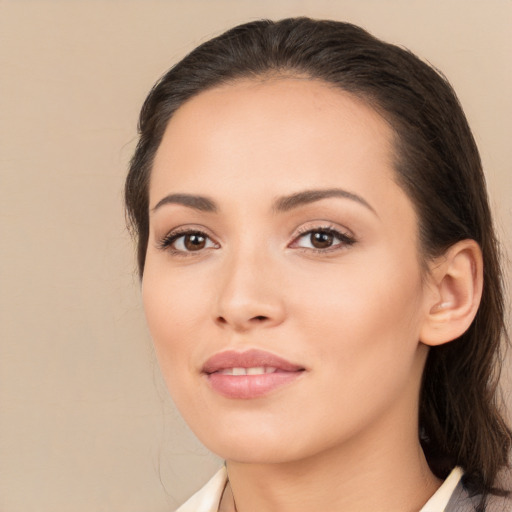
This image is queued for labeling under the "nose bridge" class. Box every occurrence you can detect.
[214,234,285,330]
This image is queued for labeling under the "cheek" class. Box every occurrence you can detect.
[283,257,425,443]
[296,251,424,383]
[141,264,208,382]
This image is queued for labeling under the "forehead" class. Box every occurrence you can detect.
[151,78,398,201]
[163,77,393,150]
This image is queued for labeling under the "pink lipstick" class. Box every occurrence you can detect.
[202,349,305,399]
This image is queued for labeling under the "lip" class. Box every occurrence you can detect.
[202,349,305,399]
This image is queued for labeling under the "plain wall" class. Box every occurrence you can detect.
[1,1,511,511]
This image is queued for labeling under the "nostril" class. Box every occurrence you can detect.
[215,313,276,329]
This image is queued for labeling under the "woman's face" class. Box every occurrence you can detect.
[142,78,433,464]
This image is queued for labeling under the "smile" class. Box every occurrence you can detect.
[202,349,305,399]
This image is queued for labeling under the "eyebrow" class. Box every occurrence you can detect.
[151,188,376,216]
[272,188,377,215]
[151,193,218,213]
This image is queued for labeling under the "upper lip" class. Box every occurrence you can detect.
[202,349,305,374]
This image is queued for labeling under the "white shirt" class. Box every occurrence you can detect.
[176,466,464,512]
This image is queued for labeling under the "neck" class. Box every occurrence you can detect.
[224,411,441,512]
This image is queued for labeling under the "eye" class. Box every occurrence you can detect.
[159,229,219,254]
[291,227,355,251]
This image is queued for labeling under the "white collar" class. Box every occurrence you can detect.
[419,466,464,512]
[176,466,227,512]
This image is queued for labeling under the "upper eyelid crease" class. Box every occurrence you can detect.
[301,228,353,239]
[158,227,213,244]
[150,188,376,217]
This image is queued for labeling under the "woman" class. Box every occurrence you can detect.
[125,18,511,512]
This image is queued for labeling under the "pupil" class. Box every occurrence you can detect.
[311,231,333,249]
[185,234,206,251]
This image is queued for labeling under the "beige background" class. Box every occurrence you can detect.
[1,1,511,511]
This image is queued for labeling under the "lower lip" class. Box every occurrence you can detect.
[206,370,303,399]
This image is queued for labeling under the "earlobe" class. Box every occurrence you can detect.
[420,239,483,347]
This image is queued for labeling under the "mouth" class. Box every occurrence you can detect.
[202,349,306,399]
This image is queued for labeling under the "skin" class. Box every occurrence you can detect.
[142,78,454,511]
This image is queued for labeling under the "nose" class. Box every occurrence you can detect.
[214,249,286,332]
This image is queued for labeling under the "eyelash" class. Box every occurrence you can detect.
[157,225,356,257]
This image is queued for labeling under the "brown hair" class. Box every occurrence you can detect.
[125,17,511,509]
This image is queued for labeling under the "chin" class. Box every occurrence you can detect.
[195,427,286,462]
[189,417,334,466]
[207,438,304,465]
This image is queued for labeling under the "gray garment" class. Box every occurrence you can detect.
[445,472,512,512]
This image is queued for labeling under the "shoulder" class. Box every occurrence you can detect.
[175,467,228,512]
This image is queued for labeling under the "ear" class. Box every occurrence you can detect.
[420,239,483,347]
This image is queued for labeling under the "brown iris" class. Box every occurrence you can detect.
[184,234,207,251]
[310,231,334,249]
